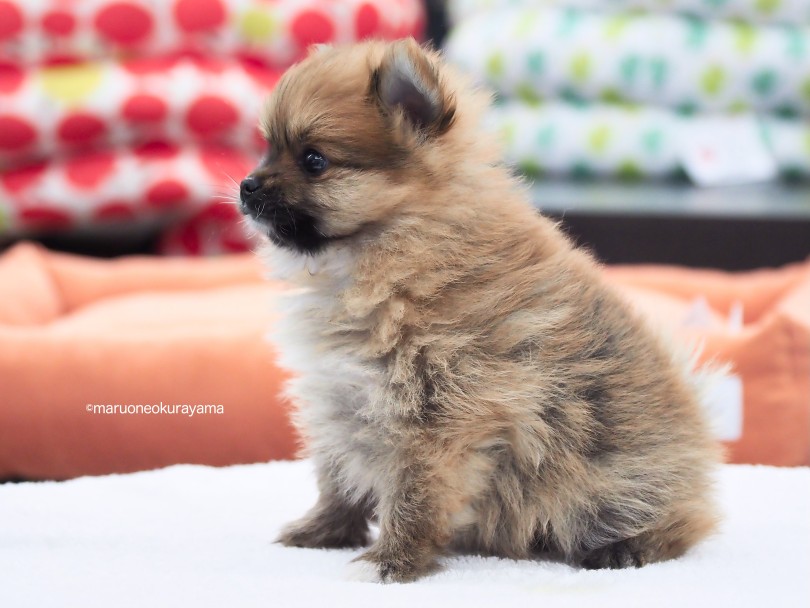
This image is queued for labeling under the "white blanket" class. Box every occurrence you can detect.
[1,461,807,607]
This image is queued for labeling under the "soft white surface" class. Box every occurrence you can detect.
[0,461,807,608]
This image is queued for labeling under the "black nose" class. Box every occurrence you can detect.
[240,175,261,201]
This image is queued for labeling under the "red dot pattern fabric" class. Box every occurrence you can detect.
[42,11,76,37]
[64,151,116,190]
[0,162,46,193]
[356,4,381,39]
[146,179,190,209]
[0,0,426,66]
[121,94,168,123]
[0,2,23,41]
[0,115,36,151]
[0,0,427,253]
[0,59,281,167]
[94,201,135,221]
[0,144,257,234]
[174,0,226,33]
[0,62,23,93]
[94,2,154,47]
[19,206,73,228]
[186,96,240,136]
[291,10,335,48]
[57,114,107,146]
[134,140,181,160]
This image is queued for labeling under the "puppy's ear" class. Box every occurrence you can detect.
[372,38,456,138]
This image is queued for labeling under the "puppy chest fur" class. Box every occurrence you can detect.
[249,39,720,582]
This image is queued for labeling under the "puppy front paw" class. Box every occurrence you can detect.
[276,515,370,549]
[353,543,438,583]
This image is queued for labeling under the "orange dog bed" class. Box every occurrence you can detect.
[0,243,807,480]
[606,262,810,467]
[0,242,295,480]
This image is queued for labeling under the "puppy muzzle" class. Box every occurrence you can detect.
[239,176,282,220]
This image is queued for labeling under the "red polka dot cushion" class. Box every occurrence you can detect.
[0,0,426,249]
[0,0,425,66]
[0,56,280,168]
[0,143,255,235]
[159,203,258,256]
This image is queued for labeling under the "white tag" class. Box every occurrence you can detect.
[679,116,777,187]
[682,296,714,329]
[727,300,744,333]
[702,374,744,441]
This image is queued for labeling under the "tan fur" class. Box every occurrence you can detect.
[244,39,720,582]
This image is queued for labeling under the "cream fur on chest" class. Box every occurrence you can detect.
[264,245,398,504]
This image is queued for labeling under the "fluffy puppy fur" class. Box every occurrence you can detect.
[240,39,719,582]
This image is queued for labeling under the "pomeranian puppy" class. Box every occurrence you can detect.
[239,39,719,582]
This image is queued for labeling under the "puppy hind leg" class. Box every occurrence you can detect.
[579,535,649,570]
[579,509,718,570]
[277,472,372,549]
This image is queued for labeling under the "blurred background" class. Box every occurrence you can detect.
[0,0,809,266]
[0,0,807,481]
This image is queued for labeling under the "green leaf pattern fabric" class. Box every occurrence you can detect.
[445,8,810,116]
[448,0,810,27]
[488,101,810,179]
[445,2,810,181]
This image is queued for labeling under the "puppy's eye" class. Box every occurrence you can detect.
[302,149,329,175]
